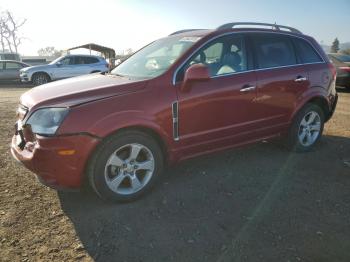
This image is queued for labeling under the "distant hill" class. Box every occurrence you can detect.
[321,42,350,53]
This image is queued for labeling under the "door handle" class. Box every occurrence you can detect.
[240,85,256,92]
[294,76,307,82]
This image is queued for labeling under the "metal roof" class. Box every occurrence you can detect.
[67,43,116,58]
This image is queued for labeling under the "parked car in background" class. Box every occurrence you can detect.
[12,22,338,202]
[20,54,109,86]
[0,52,21,61]
[328,53,350,89]
[0,60,30,83]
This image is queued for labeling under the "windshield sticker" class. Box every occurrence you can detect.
[179,36,201,42]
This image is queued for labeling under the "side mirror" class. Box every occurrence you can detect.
[56,62,62,67]
[181,64,210,92]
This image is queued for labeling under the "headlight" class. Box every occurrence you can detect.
[26,108,69,135]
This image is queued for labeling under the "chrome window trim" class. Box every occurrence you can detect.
[210,61,326,79]
[172,30,325,85]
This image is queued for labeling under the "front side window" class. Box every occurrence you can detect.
[176,34,247,81]
[293,38,322,63]
[253,34,296,69]
[111,35,201,79]
[59,57,74,65]
[83,57,99,64]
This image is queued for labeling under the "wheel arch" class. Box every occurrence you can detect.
[82,124,171,190]
[306,96,331,121]
[31,71,51,82]
[290,90,331,124]
[113,125,170,163]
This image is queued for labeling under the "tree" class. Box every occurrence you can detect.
[0,10,26,53]
[37,46,62,57]
[124,48,133,56]
[330,37,340,53]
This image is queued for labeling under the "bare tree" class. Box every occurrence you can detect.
[0,10,26,53]
[0,16,7,52]
[38,46,62,57]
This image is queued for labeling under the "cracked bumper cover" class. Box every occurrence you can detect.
[11,133,100,189]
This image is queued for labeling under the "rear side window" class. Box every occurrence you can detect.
[293,38,323,63]
[83,57,99,64]
[5,62,22,69]
[252,34,296,69]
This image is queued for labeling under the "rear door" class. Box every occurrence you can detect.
[70,56,92,76]
[0,61,5,80]
[4,61,23,80]
[292,37,328,89]
[251,33,309,130]
[83,56,102,72]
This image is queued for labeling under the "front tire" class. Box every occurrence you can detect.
[287,103,324,152]
[32,73,50,86]
[87,130,164,202]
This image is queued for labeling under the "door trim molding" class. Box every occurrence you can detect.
[172,101,179,141]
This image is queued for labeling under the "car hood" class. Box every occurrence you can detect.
[21,64,55,72]
[20,74,148,110]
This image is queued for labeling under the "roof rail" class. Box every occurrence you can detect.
[217,22,302,34]
[169,29,205,36]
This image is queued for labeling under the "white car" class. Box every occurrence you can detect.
[20,54,109,85]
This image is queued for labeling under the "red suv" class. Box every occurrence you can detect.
[11,22,338,202]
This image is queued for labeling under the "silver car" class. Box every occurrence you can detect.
[20,54,109,86]
[0,60,30,83]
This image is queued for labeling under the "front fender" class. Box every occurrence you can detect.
[89,110,172,142]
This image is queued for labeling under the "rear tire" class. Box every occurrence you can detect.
[32,73,50,86]
[287,103,324,152]
[87,130,164,202]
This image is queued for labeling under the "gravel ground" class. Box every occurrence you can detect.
[0,86,349,262]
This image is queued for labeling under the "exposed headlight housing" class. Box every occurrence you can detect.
[25,108,69,135]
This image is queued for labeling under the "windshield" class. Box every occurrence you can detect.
[49,56,64,65]
[111,36,201,79]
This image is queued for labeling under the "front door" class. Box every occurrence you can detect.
[174,34,261,154]
[53,56,76,79]
[4,61,22,80]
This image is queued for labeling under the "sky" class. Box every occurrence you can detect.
[1,0,349,56]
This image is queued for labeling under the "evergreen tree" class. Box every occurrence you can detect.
[331,38,340,53]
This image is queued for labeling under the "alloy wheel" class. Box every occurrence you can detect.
[298,111,321,147]
[104,143,155,195]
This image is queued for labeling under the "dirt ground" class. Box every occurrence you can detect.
[0,86,350,262]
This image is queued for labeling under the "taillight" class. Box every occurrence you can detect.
[328,62,337,80]
[339,66,350,73]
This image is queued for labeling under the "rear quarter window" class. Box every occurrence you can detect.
[252,33,297,69]
[293,38,323,63]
